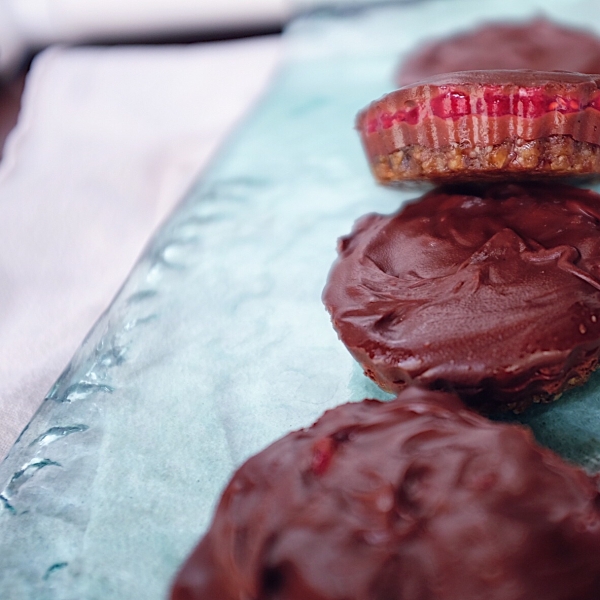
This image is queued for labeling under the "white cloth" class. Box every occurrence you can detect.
[0,0,290,74]
[0,36,282,459]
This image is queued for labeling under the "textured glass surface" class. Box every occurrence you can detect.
[2,1,600,598]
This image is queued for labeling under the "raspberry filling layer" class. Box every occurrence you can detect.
[364,87,600,134]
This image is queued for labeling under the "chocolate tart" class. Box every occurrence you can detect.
[171,387,600,600]
[323,182,600,411]
[397,18,600,86]
[358,70,600,183]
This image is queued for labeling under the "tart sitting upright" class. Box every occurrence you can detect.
[323,182,600,411]
[171,387,600,600]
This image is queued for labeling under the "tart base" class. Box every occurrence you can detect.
[359,350,600,415]
[371,135,600,184]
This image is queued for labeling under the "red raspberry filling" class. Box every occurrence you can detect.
[365,87,600,134]
[310,437,336,475]
[310,428,355,475]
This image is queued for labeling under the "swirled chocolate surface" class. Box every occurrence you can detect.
[323,183,600,408]
[397,18,600,86]
[171,387,600,600]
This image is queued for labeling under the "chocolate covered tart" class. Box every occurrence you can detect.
[171,387,600,600]
[323,182,600,411]
[397,18,600,86]
[358,70,600,183]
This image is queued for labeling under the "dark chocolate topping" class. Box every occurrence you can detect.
[171,387,600,600]
[397,18,600,86]
[323,183,600,406]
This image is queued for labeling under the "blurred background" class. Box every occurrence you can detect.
[0,0,299,458]
[0,0,296,155]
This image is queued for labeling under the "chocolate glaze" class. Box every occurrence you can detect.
[323,183,600,407]
[397,18,600,86]
[171,387,600,600]
[358,71,600,154]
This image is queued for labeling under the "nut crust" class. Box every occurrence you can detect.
[372,135,600,183]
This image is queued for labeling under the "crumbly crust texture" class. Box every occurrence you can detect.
[358,70,600,183]
[363,353,599,415]
[372,135,600,184]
